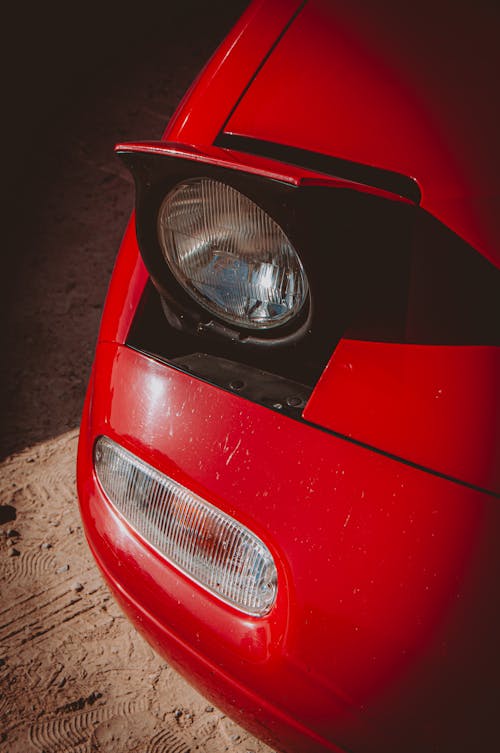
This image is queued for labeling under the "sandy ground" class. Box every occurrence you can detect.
[0,432,273,752]
[1,3,274,751]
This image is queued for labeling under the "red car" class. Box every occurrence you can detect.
[77,2,500,751]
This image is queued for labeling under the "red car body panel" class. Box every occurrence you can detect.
[223,0,500,267]
[98,216,148,346]
[78,1,500,751]
[304,340,500,494]
[163,0,305,147]
[78,340,499,753]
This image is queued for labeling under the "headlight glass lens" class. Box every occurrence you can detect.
[157,178,308,329]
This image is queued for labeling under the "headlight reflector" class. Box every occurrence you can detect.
[157,178,308,329]
[94,436,277,616]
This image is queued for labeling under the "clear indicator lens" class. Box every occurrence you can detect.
[94,437,277,616]
[157,178,308,329]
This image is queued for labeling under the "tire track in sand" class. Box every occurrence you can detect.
[147,727,192,753]
[0,548,57,584]
[29,696,149,752]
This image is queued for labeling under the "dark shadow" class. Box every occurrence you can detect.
[0,505,17,525]
[0,1,249,458]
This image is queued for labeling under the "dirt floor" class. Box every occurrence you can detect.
[0,432,272,753]
[1,3,274,751]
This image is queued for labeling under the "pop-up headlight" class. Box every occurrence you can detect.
[157,178,308,330]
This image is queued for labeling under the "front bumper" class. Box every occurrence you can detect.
[78,338,499,753]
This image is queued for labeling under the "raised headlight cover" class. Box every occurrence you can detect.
[157,178,308,329]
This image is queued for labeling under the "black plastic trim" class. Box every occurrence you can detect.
[215,132,422,204]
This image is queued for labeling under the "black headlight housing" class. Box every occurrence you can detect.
[118,144,413,352]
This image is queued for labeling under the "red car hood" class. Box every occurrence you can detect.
[225,0,499,267]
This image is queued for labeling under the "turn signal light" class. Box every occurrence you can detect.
[94,436,277,616]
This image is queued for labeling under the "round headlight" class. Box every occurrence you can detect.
[157,178,308,330]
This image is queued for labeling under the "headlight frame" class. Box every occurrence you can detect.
[118,149,318,347]
[117,141,418,371]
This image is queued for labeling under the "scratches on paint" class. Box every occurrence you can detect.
[225,439,242,466]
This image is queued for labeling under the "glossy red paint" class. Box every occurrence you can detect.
[225,0,500,266]
[163,0,305,147]
[97,215,148,346]
[79,342,500,753]
[304,340,500,495]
